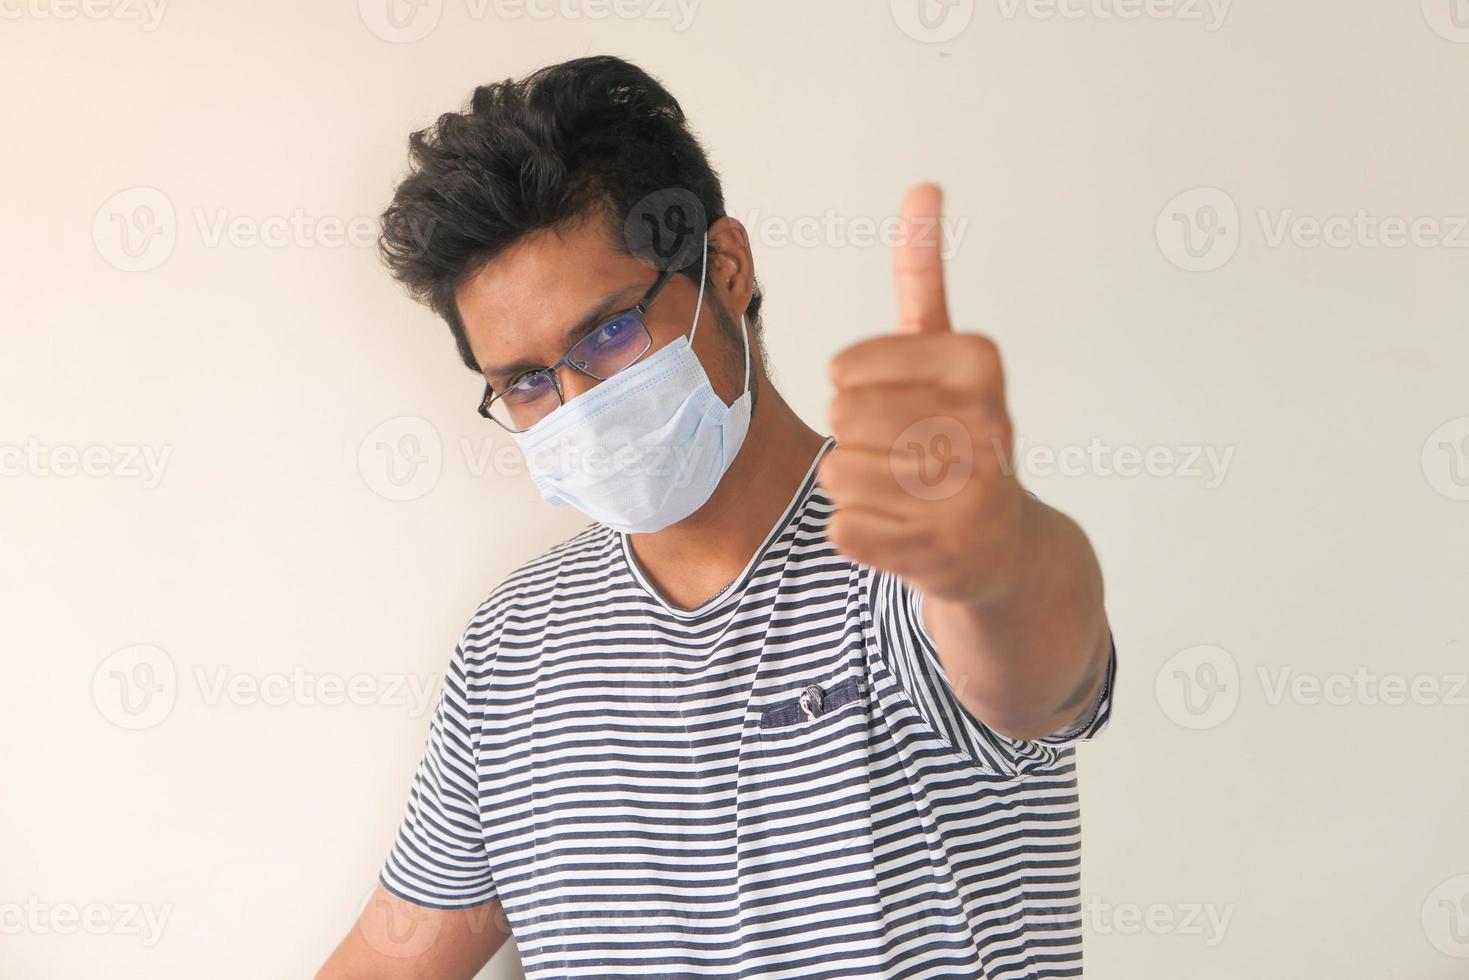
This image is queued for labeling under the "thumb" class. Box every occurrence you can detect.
[892,182,951,334]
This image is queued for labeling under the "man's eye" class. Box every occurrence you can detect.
[504,373,547,400]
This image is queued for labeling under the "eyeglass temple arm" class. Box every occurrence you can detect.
[637,264,679,312]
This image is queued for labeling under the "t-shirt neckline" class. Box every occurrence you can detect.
[619,436,837,619]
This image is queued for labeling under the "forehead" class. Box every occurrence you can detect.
[456,217,643,373]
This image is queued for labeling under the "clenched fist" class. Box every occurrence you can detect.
[819,184,1027,606]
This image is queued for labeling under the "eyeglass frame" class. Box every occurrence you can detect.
[477,264,679,432]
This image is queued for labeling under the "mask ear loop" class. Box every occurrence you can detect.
[687,232,710,345]
[737,313,751,396]
[687,231,753,398]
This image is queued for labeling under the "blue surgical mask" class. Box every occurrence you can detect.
[511,232,753,534]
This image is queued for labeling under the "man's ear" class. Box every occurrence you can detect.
[708,216,755,319]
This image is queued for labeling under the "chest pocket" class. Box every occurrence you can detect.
[755,675,870,766]
[760,676,866,731]
[749,675,874,861]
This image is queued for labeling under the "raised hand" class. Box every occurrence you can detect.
[819,183,1025,605]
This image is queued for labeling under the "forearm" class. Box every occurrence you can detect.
[921,494,1111,741]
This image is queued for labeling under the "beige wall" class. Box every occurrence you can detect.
[3,1,1467,977]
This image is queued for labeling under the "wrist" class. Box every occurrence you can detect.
[954,484,1036,616]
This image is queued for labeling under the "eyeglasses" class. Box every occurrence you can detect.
[479,266,677,432]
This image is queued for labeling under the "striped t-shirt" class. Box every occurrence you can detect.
[381,439,1117,979]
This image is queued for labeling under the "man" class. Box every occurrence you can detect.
[319,55,1116,980]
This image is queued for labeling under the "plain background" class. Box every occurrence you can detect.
[4,0,1467,977]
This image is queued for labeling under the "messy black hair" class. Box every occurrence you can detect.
[378,55,762,373]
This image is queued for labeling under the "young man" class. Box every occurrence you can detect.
[319,55,1116,980]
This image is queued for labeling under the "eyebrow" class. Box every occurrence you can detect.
[481,285,643,386]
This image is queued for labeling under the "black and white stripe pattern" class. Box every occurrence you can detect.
[382,440,1117,978]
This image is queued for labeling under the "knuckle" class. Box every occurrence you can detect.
[954,333,1000,377]
[828,350,853,387]
[827,513,856,554]
[828,390,859,436]
[818,452,851,492]
[829,338,882,385]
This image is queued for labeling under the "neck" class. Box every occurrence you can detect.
[626,382,826,610]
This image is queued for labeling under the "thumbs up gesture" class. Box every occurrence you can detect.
[819,184,1026,605]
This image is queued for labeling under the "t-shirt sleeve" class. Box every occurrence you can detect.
[866,566,1117,777]
[378,632,498,909]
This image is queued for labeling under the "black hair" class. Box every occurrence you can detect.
[378,55,762,373]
